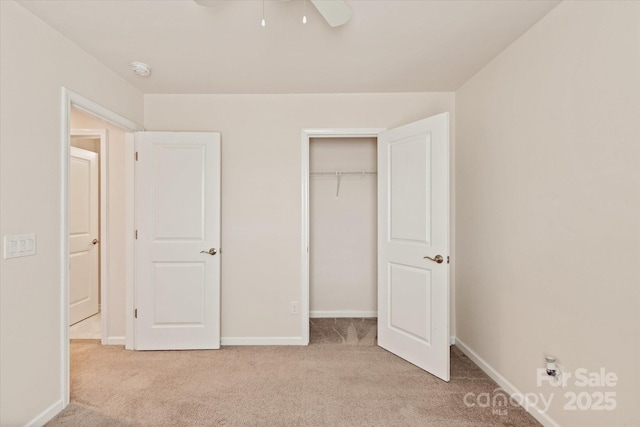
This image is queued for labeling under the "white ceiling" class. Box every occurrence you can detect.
[18,0,560,94]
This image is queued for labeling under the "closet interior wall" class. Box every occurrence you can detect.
[309,137,378,318]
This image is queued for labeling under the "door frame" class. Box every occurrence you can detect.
[60,88,142,406]
[70,129,107,339]
[300,128,385,345]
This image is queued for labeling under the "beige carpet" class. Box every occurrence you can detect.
[48,319,540,426]
[310,318,378,345]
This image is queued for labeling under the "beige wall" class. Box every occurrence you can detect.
[455,1,640,425]
[309,137,377,316]
[0,1,143,425]
[71,137,100,153]
[70,108,129,340]
[144,93,455,340]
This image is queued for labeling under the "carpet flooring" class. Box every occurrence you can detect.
[48,319,540,426]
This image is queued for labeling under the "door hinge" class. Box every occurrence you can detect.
[135,230,138,239]
[134,309,138,318]
[135,151,139,161]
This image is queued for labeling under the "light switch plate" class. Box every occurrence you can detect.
[4,234,36,259]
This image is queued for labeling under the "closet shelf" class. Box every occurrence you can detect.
[309,171,377,198]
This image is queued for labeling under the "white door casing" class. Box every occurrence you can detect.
[69,147,100,325]
[300,128,385,345]
[378,113,450,381]
[134,132,221,350]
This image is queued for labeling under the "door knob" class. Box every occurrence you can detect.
[200,248,217,256]
[92,239,99,245]
[424,254,444,264]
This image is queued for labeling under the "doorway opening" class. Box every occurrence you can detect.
[301,128,384,345]
[308,136,378,344]
[61,88,142,406]
[68,124,106,341]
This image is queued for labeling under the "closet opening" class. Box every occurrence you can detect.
[307,135,378,345]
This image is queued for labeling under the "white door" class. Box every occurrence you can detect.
[134,132,221,350]
[69,147,100,325]
[377,113,450,381]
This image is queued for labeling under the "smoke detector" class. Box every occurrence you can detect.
[131,62,151,77]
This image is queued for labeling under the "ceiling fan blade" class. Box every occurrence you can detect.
[193,0,220,7]
[310,0,352,27]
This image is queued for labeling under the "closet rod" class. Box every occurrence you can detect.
[310,171,377,198]
[309,171,377,176]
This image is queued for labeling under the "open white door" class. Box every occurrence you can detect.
[69,147,100,325]
[378,113,450,381]
[134,132,221,350]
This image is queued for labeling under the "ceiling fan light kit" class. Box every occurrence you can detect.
[302,0,307,24]
[194,0,351,27]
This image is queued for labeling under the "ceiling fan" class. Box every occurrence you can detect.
[193,0,352,27]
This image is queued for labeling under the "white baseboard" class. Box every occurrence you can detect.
[26,399,64,427]
[309,310,377,318]
[106,336,125,345]
[221,337,306,346]
[454,338,560,427]
[450,336,456,346]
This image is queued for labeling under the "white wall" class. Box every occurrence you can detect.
[144,93,455,340]
[309,137,377,317]
[455,1,640,426]
[0,2,143,425]
[71,108,129,341]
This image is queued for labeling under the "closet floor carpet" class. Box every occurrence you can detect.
[48,322,540,427]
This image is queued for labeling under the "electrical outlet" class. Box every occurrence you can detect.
[290,301,299,315]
